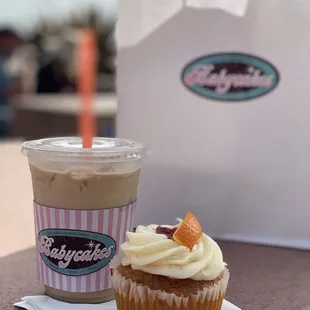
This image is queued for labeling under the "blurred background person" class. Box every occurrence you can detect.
[6,43,38,94]
[0,28,23,138]
[37,57,76,93]
[0,4,118,140]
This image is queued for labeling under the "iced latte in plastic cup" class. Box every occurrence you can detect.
[22,137,145,303]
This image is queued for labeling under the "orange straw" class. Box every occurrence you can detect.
[78,28,97,148]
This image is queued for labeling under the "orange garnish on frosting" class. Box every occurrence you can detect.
[172,212,203,251]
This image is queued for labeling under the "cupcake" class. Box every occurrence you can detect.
[110,212,229,310]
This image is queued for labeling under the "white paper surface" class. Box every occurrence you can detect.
[15,296,241,310]
[117,0,310,248]
[117,0,249,47]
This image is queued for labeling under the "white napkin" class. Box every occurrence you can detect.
[15,296,241,310]
[117,0,249,47]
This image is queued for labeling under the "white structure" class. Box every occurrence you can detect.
[117,0,310,249]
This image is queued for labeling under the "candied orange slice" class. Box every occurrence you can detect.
[172,212,203,250]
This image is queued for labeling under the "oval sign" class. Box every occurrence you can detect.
[38,229,116,276]
[181,53,280,102]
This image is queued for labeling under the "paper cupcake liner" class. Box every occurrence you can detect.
[110,258,230,310]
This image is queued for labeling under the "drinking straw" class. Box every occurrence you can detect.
[78,28,97,148]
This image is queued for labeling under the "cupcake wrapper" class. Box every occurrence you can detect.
[110,258,230,310]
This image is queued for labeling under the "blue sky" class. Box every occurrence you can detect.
[0,0,118,33]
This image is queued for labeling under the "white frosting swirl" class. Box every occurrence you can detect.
[121,224,226,281]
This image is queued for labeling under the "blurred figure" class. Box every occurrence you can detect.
[37,57,76,93]
[0,28,23,138]
[6,44,38,94]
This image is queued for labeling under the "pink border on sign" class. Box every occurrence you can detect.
[34,202,136,293]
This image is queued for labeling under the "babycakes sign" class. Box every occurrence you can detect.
[181,53,280,102]
[38,229,116,276]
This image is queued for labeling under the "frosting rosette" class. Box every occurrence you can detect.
[121,222,226,281]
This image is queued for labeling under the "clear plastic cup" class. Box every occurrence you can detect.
[22,137,145,303]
